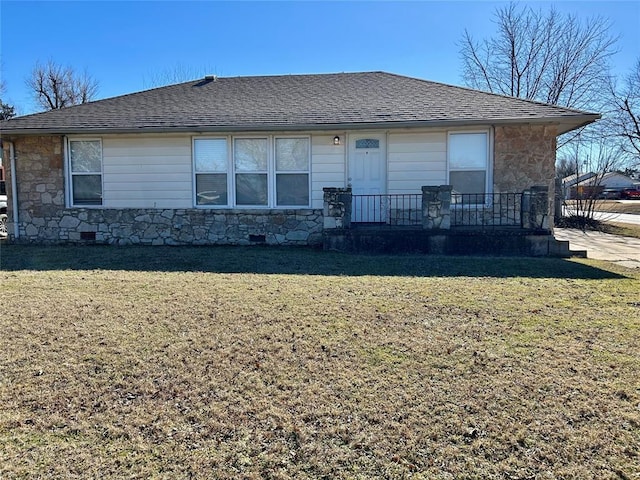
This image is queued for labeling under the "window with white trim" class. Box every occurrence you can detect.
[69,139,103,206]
[448,132,488,195]
[194,138,229,206]
[235,138,269,206]
[275,137,310,206]
[192,136,311,208]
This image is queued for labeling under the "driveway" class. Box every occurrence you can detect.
[554,228,640,269]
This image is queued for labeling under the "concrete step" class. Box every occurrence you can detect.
[549,238,587,258]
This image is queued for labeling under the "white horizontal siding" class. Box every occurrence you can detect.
[387,171,446,181]
[102,136,192,208]
[311,135,346,208]
[89,130,453,210]
[387,132,447,194]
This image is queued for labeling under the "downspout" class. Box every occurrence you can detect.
[8,141,19,239]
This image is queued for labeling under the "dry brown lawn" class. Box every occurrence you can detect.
[570,200,640,215]
[603,222,640,240]
[0,245,639,479]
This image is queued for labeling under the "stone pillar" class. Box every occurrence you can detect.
[522,186,550,231]
[422,185,451,230]
[323,187,352,230]
[554,177,562,223]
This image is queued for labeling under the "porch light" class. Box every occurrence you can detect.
[333,136,341,145]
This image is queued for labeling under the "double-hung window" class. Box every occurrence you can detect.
[234,138,269,206]
[275,137,310,207]
[194,138,229,206]
[69,139,103,206]
[448,132,489,197]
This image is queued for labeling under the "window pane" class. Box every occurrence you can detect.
[276,138,309,171]
[450,171,486,195]
[449,133,487,169]
[234,138,268,171]
[277,174,309,206]
[194,139,227,172]
[70,140,101,173]
[236,173,268,205]
[196,173,227,205]
[72,175,102,205]
[355,139,380,149]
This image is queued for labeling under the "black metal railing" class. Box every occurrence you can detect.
[352,194,422,225]
[351,192,524,228]
[451,193,523,228]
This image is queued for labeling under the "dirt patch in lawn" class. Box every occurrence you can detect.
[1,247,639,479]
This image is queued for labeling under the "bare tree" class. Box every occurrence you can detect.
[608,59,640,164]
[560,138,625,227]
[26,60,99,111]
[555,157,576,180]
[0,100,15,120]
[143,63,218,88]
[0,77,16,120]
[460,3,616,112]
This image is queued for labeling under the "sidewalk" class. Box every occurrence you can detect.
[554,228,640,269]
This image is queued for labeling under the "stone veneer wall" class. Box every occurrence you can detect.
[25,208,323,246]
[493,124,557,227]
[3,135,66,239]
[5,135,322,245]
[493,124,557,192]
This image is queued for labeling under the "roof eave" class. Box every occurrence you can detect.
[0,114,600,136]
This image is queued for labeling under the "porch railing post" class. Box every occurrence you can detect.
[522,186,550,231]
[323,187,352,230]
[422,185,451,230]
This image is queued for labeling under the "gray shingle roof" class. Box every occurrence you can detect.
[0,71,599,135]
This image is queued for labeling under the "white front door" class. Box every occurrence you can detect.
[349,135,386,222]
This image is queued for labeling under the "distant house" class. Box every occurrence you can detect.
[0,71,599,250]
[561,172,597,200]
[570,172,640,199]
[597,172,640,190]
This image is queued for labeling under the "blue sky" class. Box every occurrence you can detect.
[1,1,639,115]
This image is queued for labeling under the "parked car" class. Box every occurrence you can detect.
[598,188,622,200]
[620,188,640,200]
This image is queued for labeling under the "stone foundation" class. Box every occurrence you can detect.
[15,208,323,246]
[324,228,568,257]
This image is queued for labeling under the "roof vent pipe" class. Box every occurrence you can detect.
[204,75,217,81]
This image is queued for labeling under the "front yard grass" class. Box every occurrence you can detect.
[1,245,639,479]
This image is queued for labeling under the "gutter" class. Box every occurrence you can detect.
[0,114,601,136]
[8,141,19,240]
